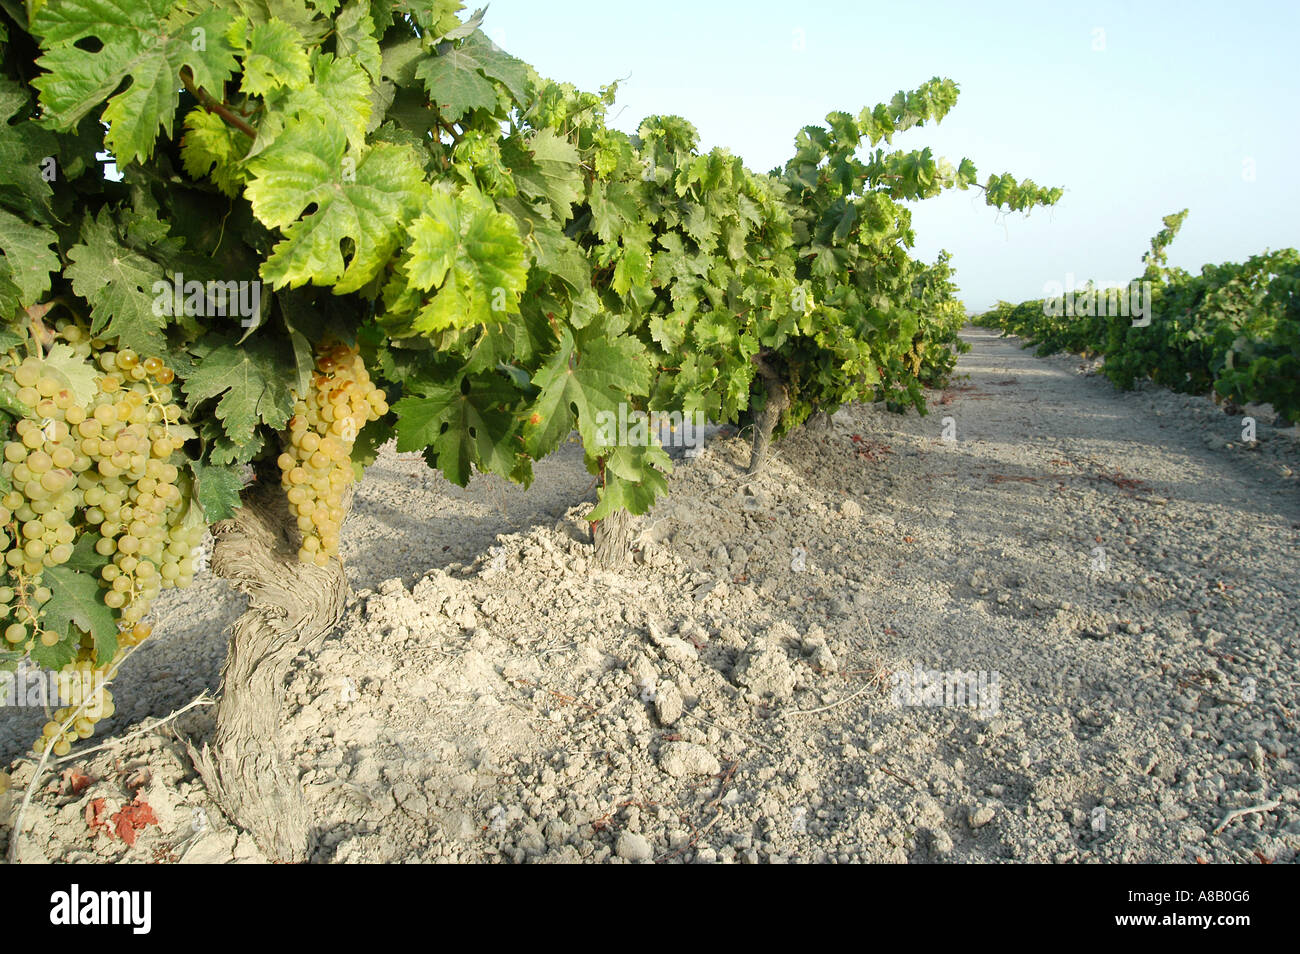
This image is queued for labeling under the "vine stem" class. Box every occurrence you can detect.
[50,692,215,766]
[180,68,256,140]
[7,639,143,864]
[437,119,462,144]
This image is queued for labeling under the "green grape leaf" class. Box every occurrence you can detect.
[349,413,390,480]
[283,52,373,151]
[245,115,428,292]
[0,208,59,307]
[417,49,496,120]
[379,31,424,87]
[648,309,690,352]
[683,202,718,249]
[524,227,589,293]
[0,385,29,420]
[832,202,858,243]
[693,310,740,352]
[64,533,110,575]
[589,180,641,243]
[416,30,530,120]
[955,157,977,189]
[612,240,652,297]
[336,0,383,81]
[203,427,264,467]
[180,107,250,197]
[408,0,469,35]
[42,565,118,666]
[29,632,78,671]
[461,315,542,374]
[524,319,651,457]
[64,213,167,354]
[395,187,528,334]
[31,1,238,163]
[240,17,312,96]
[503,129,582,222]
[182,336,295,446]
[0,78,59,223]
[229,0,333,42]
[40,342,100,407]
[588,442,671,521]
[436,6,486,42]
[393,373,520,485]
[190,457,244,522]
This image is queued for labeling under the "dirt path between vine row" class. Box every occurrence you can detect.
[3,326,1298,864]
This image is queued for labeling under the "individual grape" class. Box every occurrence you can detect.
[12,364,38,389]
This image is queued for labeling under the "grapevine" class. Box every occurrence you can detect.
[0,0,1062,854]
[979,212,1299,423]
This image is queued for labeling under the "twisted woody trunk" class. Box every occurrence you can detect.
[748,354,790,475]
[189,477,352,862]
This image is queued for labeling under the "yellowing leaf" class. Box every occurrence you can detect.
[181,108,249,197]
[396,188,528,334]
[240,18,312,97]
[245,115,428,292]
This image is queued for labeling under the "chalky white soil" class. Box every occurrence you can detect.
[3,327,1297,864]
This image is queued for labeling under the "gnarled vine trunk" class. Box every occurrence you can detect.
[591,509,633,568]
[805,409,832,432]
[748,355,790,475]
[188,479,351,863]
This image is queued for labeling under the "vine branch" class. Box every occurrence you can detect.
[180,68,257,140]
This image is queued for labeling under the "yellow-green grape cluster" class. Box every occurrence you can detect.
[279,343,386,566]
[76,345,203,625]
[0,320,205,756]
[31,623,152,759]
[2,383,84,646]
[33,622,150,757]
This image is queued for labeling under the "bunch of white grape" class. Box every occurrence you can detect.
[0,320,206,756]
[279,343,386,566]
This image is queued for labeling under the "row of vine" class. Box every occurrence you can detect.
[0,0,1057,858]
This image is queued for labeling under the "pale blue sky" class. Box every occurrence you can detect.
[479,0,1299,311]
